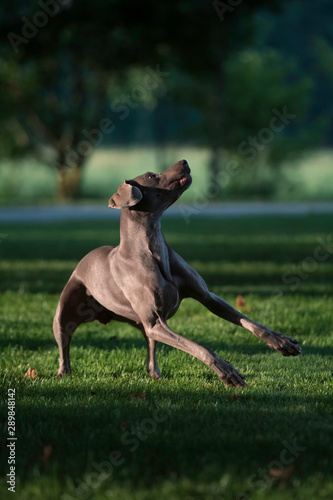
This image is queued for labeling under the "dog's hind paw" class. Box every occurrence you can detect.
[55,368,72,378]
[147,367,162,380]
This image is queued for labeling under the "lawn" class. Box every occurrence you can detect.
[0,214,332,500]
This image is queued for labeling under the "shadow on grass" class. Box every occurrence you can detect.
[1,215,333,297]
[1,320,332,359]
[9,383,332,493]
[1,214,333,264]
[1,264,333,295]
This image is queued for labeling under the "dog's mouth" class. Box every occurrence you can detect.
[179,173,192,188]
[170,170,192,191]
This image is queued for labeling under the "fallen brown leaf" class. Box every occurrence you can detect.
[24,367,37,379]
[236,295,251,312]
[131,391,146,399]
[236,295,245,308]
[269,465,294,480]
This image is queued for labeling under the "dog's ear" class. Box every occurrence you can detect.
[108,181,143,209]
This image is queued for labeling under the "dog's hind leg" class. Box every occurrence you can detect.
[138,326,161,379]
[145,337,161,380]
[53,277,113,377]
[53,299,76,377]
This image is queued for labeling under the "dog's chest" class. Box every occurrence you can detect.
[155,277,181,320]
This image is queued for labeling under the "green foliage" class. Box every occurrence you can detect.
[223,50,312,148]
[315,37,333,81]
[172,48,318,154]
[255,0,333,145]
[0,56,35,157]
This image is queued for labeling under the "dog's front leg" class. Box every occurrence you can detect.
[145,319,246,388]
[173,256,302,357]
[200,292,302,357]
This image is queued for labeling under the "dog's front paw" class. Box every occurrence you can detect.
[263,330,302,357]
[216,360,247,388]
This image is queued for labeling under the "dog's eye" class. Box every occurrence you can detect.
[148,173,156,179]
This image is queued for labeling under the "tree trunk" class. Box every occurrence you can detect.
[208,99,222,198]
[209,143,220,189]
[208,61,225,199]
[57,165,83,201]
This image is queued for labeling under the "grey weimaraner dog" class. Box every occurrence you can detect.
[53,160,301,387]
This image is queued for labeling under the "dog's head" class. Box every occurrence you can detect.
[109,160,192,213]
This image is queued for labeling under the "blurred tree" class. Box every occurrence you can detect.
[223,48,325,197]
[170,49,316,196]
[255,0,333,144]
[314,37,333,141]
[0,0,292,199]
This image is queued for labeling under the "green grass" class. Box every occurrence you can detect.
[0,215,333,499]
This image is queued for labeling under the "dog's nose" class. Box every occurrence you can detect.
[179,159,190,173]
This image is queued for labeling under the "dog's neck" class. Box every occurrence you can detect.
[118,209,172,280]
